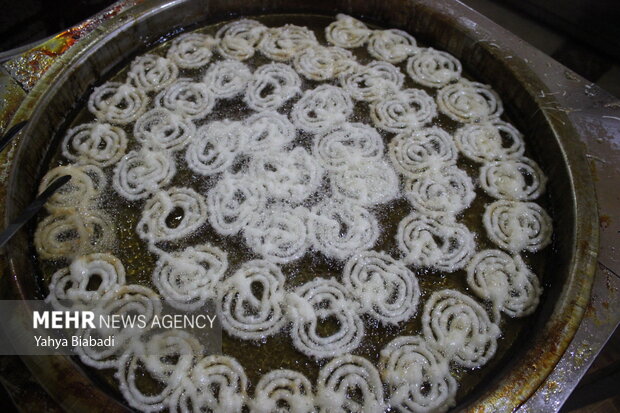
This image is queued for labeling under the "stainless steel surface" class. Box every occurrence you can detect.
[451,3,620,411]
[0,0,617,411]
[517,78,620,413]
[0,35,55,64]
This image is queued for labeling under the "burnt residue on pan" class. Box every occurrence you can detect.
[0,1,598,412]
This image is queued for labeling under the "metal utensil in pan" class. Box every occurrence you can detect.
[0,175,71,249]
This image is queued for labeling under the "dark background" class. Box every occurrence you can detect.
[1,0,619,96]
[0,0,116,53]
[0,0,618,411]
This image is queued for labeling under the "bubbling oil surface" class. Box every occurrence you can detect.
[35,14,552,408]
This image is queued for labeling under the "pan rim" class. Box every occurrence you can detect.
[2,0,600,411]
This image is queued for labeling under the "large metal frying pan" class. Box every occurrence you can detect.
[1,0,599,411]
